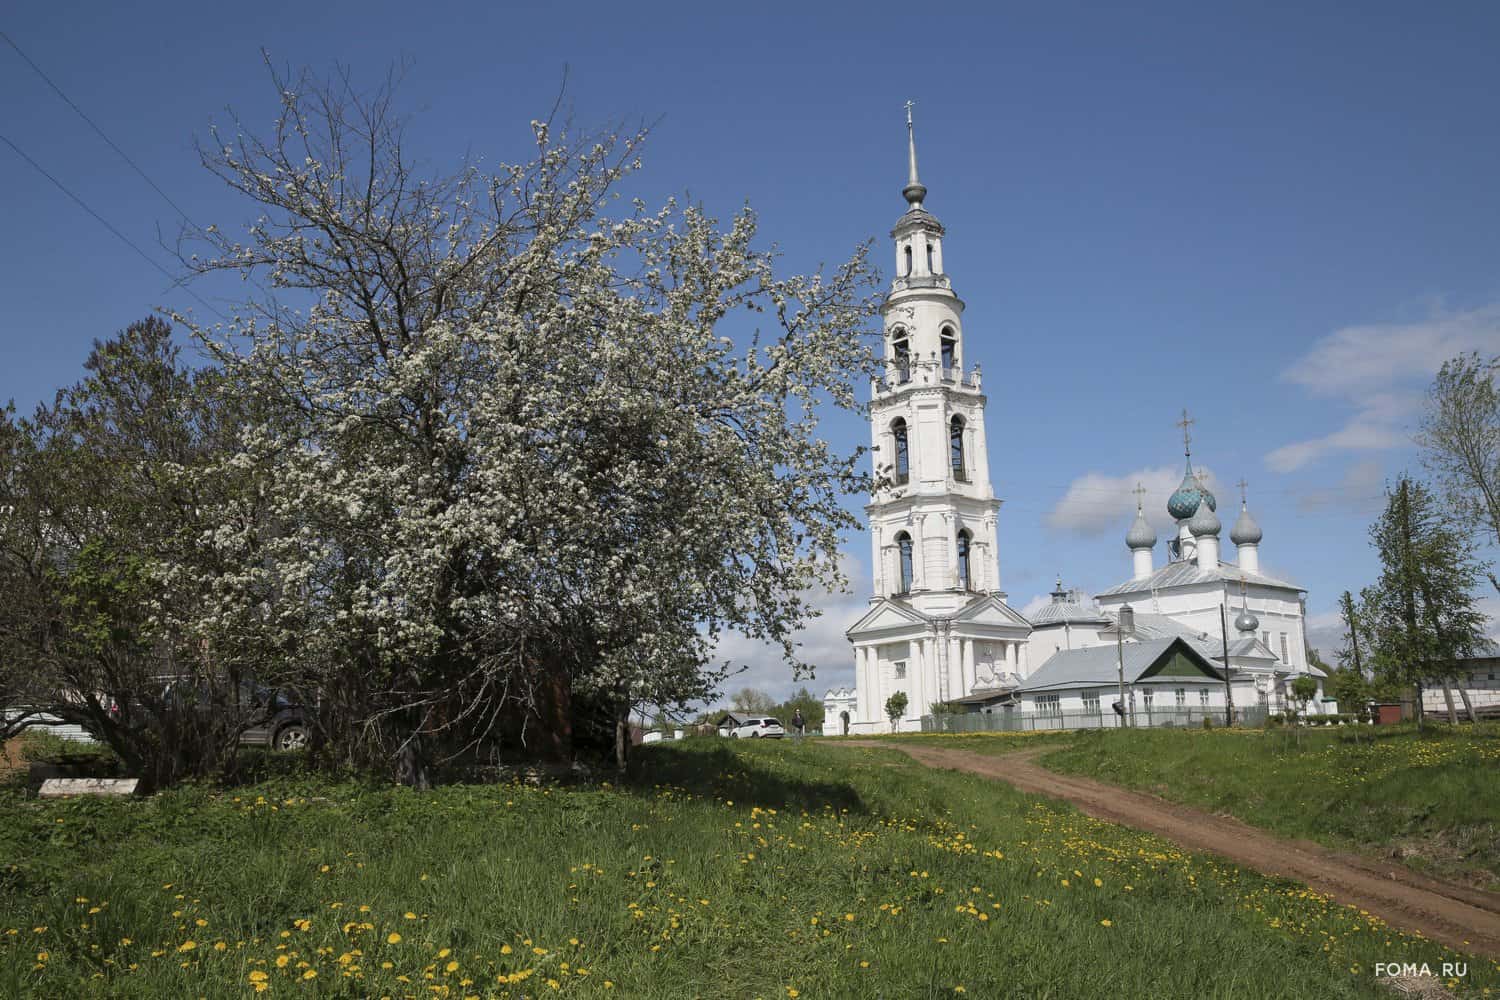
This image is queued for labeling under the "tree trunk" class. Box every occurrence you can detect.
[1457,682,1478,723]
[1440,680,1458,724]
[1414,681,1424,730]
[614,710,629,773]
[397,736,431,790]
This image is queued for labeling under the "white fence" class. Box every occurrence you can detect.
[921,705,1269,733]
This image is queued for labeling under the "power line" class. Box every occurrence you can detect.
[0,130,227,321]
[0,29,197,227]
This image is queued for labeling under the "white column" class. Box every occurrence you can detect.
[912,518,926,591]
[913,639,927,721]
[948,634,961,699]
[859,646,876,724]
[947,515,960,589]
[960,637,972,694]
[871,530,884,596]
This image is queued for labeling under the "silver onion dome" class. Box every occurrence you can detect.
[1188,495,1221,536]
[1231,504,1263,545]
[1235,606,1260,633]
[1126,508,1157,550]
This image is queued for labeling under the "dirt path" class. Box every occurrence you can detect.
[850,740,1500,959]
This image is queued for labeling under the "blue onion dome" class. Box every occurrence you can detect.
[1167,466,1204,520]
[1235,606,1260,633]
[1125,508,1157,550]
[1188,496,1221,537]
[1230,504,1263,545]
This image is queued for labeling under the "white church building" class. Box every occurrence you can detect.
[829,114,1325,734]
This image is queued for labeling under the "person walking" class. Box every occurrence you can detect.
[791,708,806,742]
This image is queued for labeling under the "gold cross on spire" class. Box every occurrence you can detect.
[1236,478,1249,505]
[1132,481,1147,510]
[1175,408,1195,457]
[905,99,915,127]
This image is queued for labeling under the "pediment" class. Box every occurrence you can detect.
[847,598,930,637]
[952,595,1033,630]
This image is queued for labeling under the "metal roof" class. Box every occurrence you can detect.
[1018,638,1224,693]
[1096,558,1301,598]
[1027,593,1111,627]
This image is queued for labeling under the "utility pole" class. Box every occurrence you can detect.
[1220,601,1236,726]
[1115,604,1134,729]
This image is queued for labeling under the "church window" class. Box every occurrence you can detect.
[903,245,913,276]
[940,328,957,375]
[926,242,935,273]
[956,529,972,590]
[891,419,910,485]
[896,532,914,593]
[950,416,967,481]
[1279,633,1289,663]
[893,660,907,679]
[892,332,911,384]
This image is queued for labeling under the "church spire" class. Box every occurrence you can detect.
[902,100,927,210]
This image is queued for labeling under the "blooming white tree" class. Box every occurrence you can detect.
[177,65,879,780]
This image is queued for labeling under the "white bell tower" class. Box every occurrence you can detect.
[868,103,1002,613]
[841,106,1031,734]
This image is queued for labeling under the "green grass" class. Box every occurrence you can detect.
[1038,723,1500,889]
[1,737,1494,998]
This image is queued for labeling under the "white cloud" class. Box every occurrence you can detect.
[1047,464,1222,538]
[1018,592,1052,619]
[1268,304,1500,471]
[705,553,867,705]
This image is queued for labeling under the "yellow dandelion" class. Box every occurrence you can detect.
[387,932,402,944]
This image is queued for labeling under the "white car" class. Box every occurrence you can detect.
[731,717,785,739]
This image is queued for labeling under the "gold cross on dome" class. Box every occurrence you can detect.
[905,100,914,127]
[1175,409,1195,455]
[1132,481,1147,509]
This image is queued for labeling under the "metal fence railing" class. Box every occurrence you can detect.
[920,705,1270,733]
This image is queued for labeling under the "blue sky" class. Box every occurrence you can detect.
[4,1,1500,701]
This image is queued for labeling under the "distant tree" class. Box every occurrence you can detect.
[1289,675,1319,722]
[1419,354,1500,586]
[730,688,777,715]
[775,686,824,733]
[1362,477,1488,727]
[884,691,908,733]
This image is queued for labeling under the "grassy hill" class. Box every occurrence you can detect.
[1,738,1493,997]
[1039,723,1500,890]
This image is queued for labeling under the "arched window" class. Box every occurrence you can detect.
[896,532,914,594]
[950,415,966,481]
[891,332,911,384]
[940,328,957,377]
[957,529,972,590]
[891,418,910,485]
[927,242,935,274]
[903,245,913,276]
